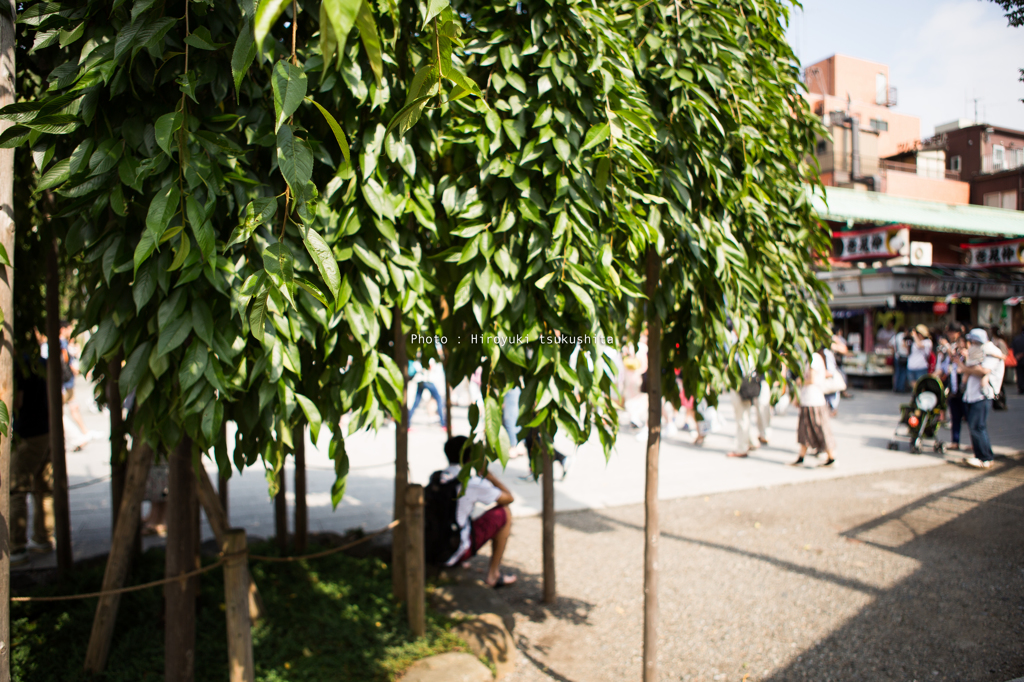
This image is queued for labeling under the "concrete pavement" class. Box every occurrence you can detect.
[14,377,1023,570]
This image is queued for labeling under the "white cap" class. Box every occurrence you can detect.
[965,328,988,344]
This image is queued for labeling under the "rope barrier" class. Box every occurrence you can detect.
[10,520,401,603]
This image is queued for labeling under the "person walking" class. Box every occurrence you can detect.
[955,328,1004,469]
[790,350,836,467]
[890,326,910,392]
[408,357,447,429]
[10,355,55,566]
[937,329,965,451]
[905,324,933,390]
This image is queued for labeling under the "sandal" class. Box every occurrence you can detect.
[821,458,836,467]
[789,457,805,466]
[693,435,705,446]
[727,451,749,458]
[488,574,517,589]
[947,443,960,451]
[758,437,769,445]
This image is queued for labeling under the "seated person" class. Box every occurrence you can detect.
[440,436,517,588]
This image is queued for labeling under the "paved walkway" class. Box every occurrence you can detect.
[15,379,1024,570]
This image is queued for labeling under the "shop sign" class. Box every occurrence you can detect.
[979,283,1010,298]
[932,302,948,315]
[828,278,861,296]
[917,278,979,296]
[861,276,917,295]
[961,238,1024,268]
[832,226,909,261]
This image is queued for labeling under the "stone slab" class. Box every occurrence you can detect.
[453,613,516,680]
[431,582,516,633]
[399,652,492,682]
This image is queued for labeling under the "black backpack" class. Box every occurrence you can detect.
[424,470,462,566]
[739,373,762,401]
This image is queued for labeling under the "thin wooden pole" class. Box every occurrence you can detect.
[196,466,265,621]
[45,235,71,574]
[642,247,662,682]
[0,1,15,674]
[404,484,425,637]
[293,421,307,554]
[217,421,228,522]
[541,434,555,604]
[106,355,126,530]
[444,381,452,440]
[274,465,287,555]
[84,440,153,672]
[222,529,255,682]
[166,437,197,682]
[393,306,409,602]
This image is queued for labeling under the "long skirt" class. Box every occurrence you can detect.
[797,405,836,453]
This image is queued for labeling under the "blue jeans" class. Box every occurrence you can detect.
[948,393,963,445]
[503,386,521,447]
[409,382,445,427]
[893,357,908,392]
[963,399,993,462]
[905,368,927,392]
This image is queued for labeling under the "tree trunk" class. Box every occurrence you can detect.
[84,440,152,672]
[293,421,307,554]
[541,434,555,604]
[643,247,662,682]
[166,437,198,682]
[45,235,72,574]
[274,465,287,555]
[392,305,409,602]
[0,3,16,675]
[106,355,125,528]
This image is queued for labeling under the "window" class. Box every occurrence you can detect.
[950,155,962,172]
[875,73,887,105]
[870,118,888,132]
[993,144,1005,170]
[983,190,1017,210]
[816,140,827,155]
[1015,149,1024,168]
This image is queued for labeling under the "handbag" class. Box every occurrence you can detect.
[819,370,847,396]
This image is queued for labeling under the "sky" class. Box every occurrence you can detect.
[786,0,1024,138]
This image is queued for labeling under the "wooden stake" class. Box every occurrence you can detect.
[45,234,72,574]
[293,421,307,554]
[84,440,153,672]
[0,3,16,674]
[274,465,287,555]
[541,435,555,604]
[222,529,255,682]
[642,247,662,682]
[392,305,409,602]
[404,485,425,637]
[195,466,265,621]
[166,437,197,682]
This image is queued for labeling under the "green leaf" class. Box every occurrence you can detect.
[0,243,10,267]
[232,19,258,97]
[322,0,362,59]
[272,60,308,132]
[484,395,503,460]
[446,68,485,102]
[307,98,350,164]
[36,158,70,192]
[276,124,313,193]
[565,281,595,319]
[183,26,227,50]
[300,224,341,300]
[422,0,448,27]
[295,276,328,306]
[453,272,473,310]
[202,400,223,444]
[157,310,193,357]
[154,112,182,156]
[146,184,180,238]
[133,229,158,275]
[0,401,7,438]
[133,260,157,312]
[249,290,269,342]
[168,231,191,270]
[254,0,290,54]
[553,137,571,162]
[384,95,431,138]
[192,299,214,345]
[580,123,610,151]
[295,393,323,442]
[179,340,209,392]
[355,0,383,87]
[119,341,153,398]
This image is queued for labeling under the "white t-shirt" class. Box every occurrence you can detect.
[963,355,1002,403]
[799,353,827,407]
[889,332,909,358]
[907,338,932,371]
[439,465,502,566]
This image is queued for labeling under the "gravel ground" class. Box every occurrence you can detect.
[457,458,1024,682]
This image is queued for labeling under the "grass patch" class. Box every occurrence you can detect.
[12,542,466,681]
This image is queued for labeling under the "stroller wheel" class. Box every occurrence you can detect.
[934,442,946,454]
[910,445,922,455]
[887,441,899,451]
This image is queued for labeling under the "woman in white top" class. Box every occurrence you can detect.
[905,324,933,390]
[791,350,837,467]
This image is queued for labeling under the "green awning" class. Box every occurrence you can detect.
[812,186,1024,238]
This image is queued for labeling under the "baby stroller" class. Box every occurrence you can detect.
[888,375,947,454]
